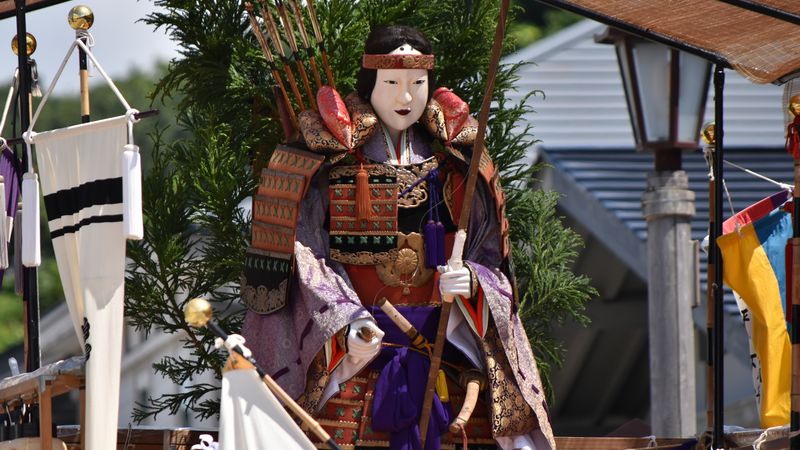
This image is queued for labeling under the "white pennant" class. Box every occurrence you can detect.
[122,143,143,240]
[13,207,22,295]
[21,172,39,267]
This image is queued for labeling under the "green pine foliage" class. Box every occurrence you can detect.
[129,0,595,421]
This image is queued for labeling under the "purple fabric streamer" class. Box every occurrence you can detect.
[369,306,451,450]
[372,347,450,450]
[0,147,20,287]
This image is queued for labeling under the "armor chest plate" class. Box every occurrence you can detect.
[328,160,440,266]
[328,164,399,265]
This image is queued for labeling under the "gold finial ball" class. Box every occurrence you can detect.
[701,121,716,145]
[789,95,800,118]
[184,298,213,328]
[11,33,36,56]
[68,5,94,31]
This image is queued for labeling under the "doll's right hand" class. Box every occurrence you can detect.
[346,318,384,361]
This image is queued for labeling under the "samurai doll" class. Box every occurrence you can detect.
[241,25,555,450]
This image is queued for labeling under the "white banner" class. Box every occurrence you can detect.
[34,115,128,450]
[219,369,316,450]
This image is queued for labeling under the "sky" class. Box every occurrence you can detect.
[0,0,179,94]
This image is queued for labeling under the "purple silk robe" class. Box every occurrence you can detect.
[242,135,555,449]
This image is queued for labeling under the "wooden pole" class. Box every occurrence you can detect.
[39,384,52,450]
[789,96,800,450]
[712,65,725,450]
[67,6,95,123]
[183,298,341,450]
[14,0,40,374]
[78,49,89,122]
[701,122,716,440]
[418,1,510,446]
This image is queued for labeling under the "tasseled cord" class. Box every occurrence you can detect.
[787,115,800,159]
[29,60,42,98]
[399,167,446,268]
[355,150,371,222]
[454,422,469,449]
[123,109,143,240]
[21,131,39,268]
[423,168,445,268]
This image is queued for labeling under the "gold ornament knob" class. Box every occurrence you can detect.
[11,33,37,56]
[184,298,213,328]
[68,5,95,31]
[701,122,715,146]
[789,95,800,118]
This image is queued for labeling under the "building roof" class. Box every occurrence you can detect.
[504,20,786,151]
[545,147,792,312]
[508,20,793,311]
[0,0,71,20]
[533,0,800,84]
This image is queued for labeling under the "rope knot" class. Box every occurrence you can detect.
[75,29,96,48]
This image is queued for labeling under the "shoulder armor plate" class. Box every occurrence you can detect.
[242,145,324,315]
[299,91,378,154]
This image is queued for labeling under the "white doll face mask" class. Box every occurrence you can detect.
[370,45,429,137]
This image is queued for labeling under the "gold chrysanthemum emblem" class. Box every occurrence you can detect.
[395,248,419,275]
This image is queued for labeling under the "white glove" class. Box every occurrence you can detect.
[438,265,473,298]
[346,318,384,361]
[191,434,218,450]
[213,333,252,358]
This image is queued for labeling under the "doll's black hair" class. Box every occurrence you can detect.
[356,25,437,102]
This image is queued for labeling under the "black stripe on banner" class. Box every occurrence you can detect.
[43,177,123,221]
[50,214,123,239]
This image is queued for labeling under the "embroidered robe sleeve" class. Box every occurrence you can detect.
[454,177,556,450]
[242,167,373,400]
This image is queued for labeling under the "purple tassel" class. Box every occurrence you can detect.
[424,219,439,268]
[424,168,446,268]
[434,220,445,266]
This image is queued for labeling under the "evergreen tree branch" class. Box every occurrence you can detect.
[129,0,594,420]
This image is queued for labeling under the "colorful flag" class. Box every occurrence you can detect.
[717,192,792,428]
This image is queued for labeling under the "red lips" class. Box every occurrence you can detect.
[395,109,411,116]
